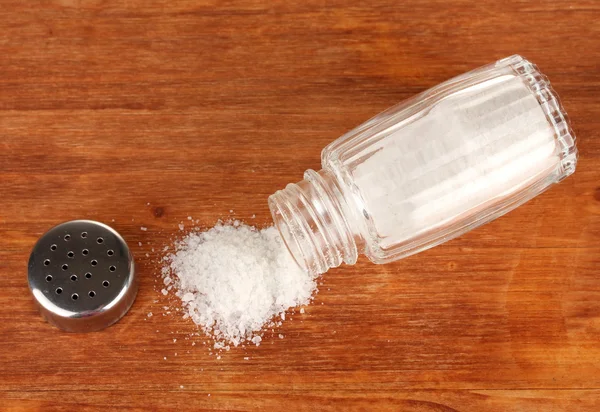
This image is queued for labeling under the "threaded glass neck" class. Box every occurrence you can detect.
[268,168,361,276]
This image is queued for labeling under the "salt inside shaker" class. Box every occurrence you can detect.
[269,55,577,275]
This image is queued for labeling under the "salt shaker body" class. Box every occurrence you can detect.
[269,55,577,275]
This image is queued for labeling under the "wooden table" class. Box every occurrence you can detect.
[1,1,599,410]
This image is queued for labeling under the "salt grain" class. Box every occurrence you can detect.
[162,222,316,347]
[141,227,147,231]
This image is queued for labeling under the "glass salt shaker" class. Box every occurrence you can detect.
[269,55,577,275]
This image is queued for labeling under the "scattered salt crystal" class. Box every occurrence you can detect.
[300,308,305,314]
[251,214,256,219]
[147,312,153,318]
[162,222,316,347]
[216,355,221,360]
[244,357,250,360]
[278,334,284,339]
[140,227,147,231]
[192,342,196,346]
[187,216,192,220]
[164,357,167,360]
[161,289,168,296]
[173,338,177,343]
[164,277,172,286]
[145,253,149,258]
[138,242,142,247]
[229,210,233,213]
[180,385,184,389]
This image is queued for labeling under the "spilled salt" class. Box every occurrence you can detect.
[162,221,317,347]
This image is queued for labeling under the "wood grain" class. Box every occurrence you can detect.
[1,0,599,410]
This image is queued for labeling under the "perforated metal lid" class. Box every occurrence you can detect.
[28,220,137,332]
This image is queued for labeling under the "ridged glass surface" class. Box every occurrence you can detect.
[324,56,576,262]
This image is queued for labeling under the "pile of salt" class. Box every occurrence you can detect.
[162,221,315,346]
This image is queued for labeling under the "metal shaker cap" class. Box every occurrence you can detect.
[28,220,137,332]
